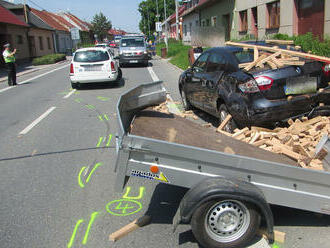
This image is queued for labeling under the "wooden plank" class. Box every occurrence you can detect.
[254,46,259,61]
[239,62,251,68]
[244,54,268,71]
[266,60,277,69]
[109,215,151,242]
[259,229,286,243]
[232,127,249,137]
[256,51,281,67]
[249,132,260,144]
[226,41,330,63]
[266,39,294,45]
[217,114,232,132]
[279,60,305,66]
[271,57,284,67]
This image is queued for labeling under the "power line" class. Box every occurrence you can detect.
[26,0,46,10]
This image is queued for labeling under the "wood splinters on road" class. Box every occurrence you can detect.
[109,215,152,242]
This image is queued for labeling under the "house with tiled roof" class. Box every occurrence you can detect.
[180,0,235,47]
[31,8,73,54]
[0,3,30,64]
[162,5,186,39]
[58,12,92,44]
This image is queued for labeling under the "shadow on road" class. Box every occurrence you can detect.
[271,205,330,227]
[77,78,126,90]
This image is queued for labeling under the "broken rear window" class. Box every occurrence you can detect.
[233,51,254,64]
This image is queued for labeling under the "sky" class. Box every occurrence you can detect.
[16,0,142,32]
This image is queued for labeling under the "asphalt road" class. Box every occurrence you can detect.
[0,56,329,248]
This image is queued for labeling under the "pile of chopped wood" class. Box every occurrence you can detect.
[153,100,199,119]
[217,116,330,171]
[226,40,330,71]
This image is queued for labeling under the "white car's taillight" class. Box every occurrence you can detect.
[70,63,74,74]
[238,79,260,93]
[255,76,274,91]
[111,61,116,72]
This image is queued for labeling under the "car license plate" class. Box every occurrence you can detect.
[129,60,138,63]
[284,76,317,95]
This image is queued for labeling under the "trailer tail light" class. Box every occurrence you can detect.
[323,64,330,77]
[111,61,116,72]
[255,76,274,91]
[238,79,260,93]
[70,63,74,74]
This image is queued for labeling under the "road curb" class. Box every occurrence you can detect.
[154,55,184,73]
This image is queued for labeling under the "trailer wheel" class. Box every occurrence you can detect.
[191,199,260,248]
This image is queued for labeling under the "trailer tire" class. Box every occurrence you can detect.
[191,199,260,248]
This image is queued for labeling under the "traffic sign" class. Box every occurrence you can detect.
[155,22,162,32]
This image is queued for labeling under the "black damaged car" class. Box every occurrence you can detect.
[178,46,330,132]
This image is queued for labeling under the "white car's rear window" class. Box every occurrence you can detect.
[74,50,109,62]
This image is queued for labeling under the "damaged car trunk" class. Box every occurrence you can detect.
[178,45,330,131]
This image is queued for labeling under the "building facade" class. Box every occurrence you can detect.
[234,0,330,40]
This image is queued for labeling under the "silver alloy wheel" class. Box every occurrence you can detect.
[181,91,188,109]
[204,200,251,243]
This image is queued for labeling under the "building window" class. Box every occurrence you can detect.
[239,10,248,32]
[184,24,187,36]
[47,37,51,49]
[17,35,23,44]
[267,1,280,29]
[201,19,206,27]
[206,19,210,26]
[189,22,192,33]
[211,16,217,27]
[195,20,199,27]
[39,36,43,50]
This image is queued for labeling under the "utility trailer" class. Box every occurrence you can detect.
[114,81,330,248]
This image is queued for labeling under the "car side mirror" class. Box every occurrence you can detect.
[113,56,120,60]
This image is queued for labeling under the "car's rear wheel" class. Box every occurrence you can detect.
[191,199,260,248]
[116,68,122,82]
[181,89,193,111]
[71,82,79,89]
[218,104,237,133]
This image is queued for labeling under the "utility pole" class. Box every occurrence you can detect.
[175,0,179,40]
[164,0,168,50]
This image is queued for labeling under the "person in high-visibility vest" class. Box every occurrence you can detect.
[2,43,17,86]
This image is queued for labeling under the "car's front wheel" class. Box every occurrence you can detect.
[180,89,193,111]
[191,199,260,248]
[218,104,237,133]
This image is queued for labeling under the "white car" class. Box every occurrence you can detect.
[70,47,122,89]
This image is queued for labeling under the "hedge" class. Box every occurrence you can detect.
[32,54,66,66]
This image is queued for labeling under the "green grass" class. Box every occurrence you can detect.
[272,32,330,57]
[156,39,192,70]
[32,54,66,66]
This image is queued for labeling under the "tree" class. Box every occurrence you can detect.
[138,0,176,37]
[91,12,112,41]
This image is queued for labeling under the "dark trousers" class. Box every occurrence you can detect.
[5,62,16,86]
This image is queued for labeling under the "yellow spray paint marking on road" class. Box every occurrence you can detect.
[97,96,110,101]
[86,104,95,110]
[98,114,109,122]
[78,163,102,188]
[122,186,145,200]
[78,166,88,188]
[106,199,142,216]
[67,212,100,248]
[85,163,102,183]
[96,134,112,147]
[67,219,84,248]
[96,137,104,147]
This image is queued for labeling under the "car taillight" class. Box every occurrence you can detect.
[70,63,74,74]
[136,52,143,55]
[238,79,260,93]
[323,64,330,76]
[255,76,274,91]
[111,61,116,72]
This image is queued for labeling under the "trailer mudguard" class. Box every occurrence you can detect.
[176,177,274,242]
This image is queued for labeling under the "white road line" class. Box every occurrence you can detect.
[63,89,76,99]
[18,64,69,85]
[19,107,56,135]
[147,66,180,112]
[0,86,16,93]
